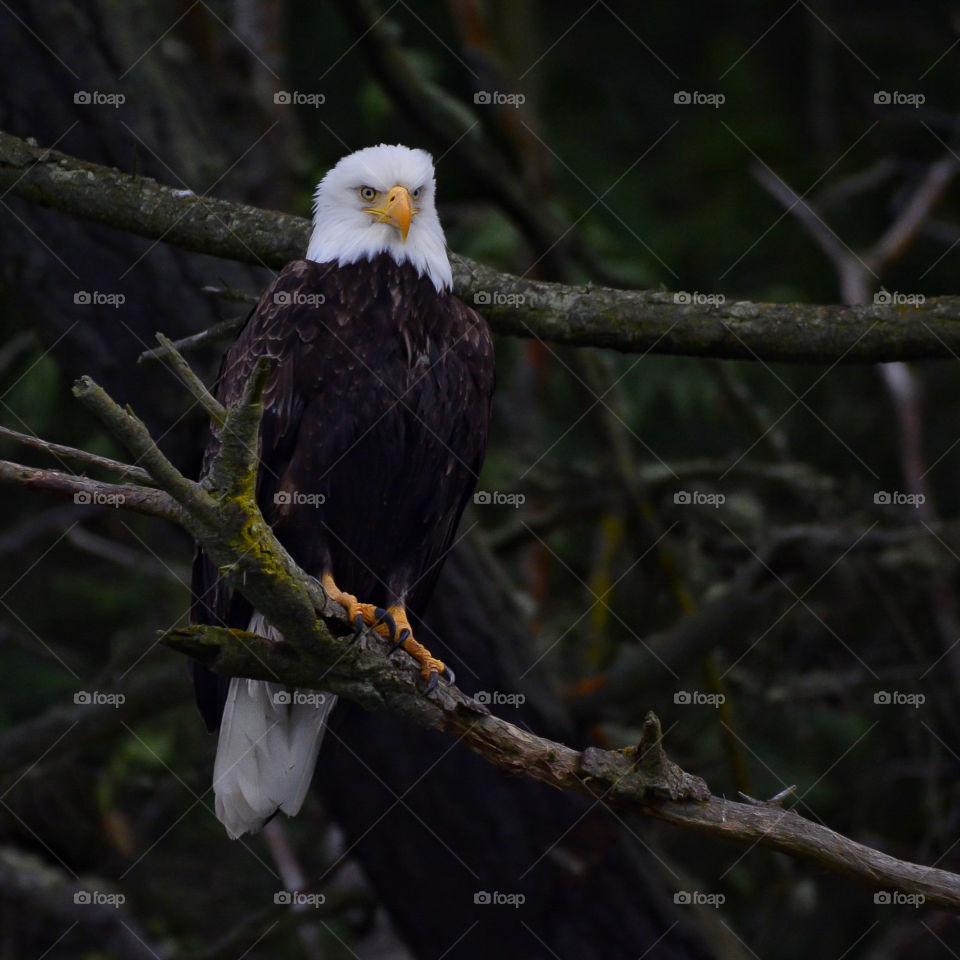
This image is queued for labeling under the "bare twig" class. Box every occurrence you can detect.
[0,424,153,484]
[137,315,247,361]
[867,155,960,270]
[0,503,91,557]
[751,163,861,292]
[150,334,226,425]
[0,460,181,522]
[201,283,259,304]
[812,158,897,211]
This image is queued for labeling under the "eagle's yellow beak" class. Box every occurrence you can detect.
[364,185,416,242]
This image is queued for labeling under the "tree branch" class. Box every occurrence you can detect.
[0,424,154,485]
[2,338,958,912]
[649,793,960,911]
[150,333,226,426]
[137,315,247,362]
[867,154,960,270]
[0,459,181,522]
[5,128,960,363]
[140,619,960,912]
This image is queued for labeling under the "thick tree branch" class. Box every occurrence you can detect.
[149,623,960,913]
[2,341,958,912]
[4,129,960,363]
[649,794,960,910]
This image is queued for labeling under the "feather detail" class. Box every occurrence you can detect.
[212,614,337,839]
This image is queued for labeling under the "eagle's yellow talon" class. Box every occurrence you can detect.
[419,656,446,680]
[321,575,451,689]
[321,573,381,634]
[384,605,449,685]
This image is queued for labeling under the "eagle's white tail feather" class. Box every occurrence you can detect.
[213,614,337,839]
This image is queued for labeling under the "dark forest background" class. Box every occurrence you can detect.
[2,1,960,958]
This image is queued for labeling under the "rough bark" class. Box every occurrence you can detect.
[4,129,960,363]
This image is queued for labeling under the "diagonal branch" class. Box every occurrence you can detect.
[151,333,226,426]
[866,154,960,270]
[0,424,154,485]
[1,334,959,912]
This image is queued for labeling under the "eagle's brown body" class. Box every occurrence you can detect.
[191,256,494,730]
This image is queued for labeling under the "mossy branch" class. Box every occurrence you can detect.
[4,128,960,363]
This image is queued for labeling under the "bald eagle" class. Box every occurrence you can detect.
[190,145,495,838]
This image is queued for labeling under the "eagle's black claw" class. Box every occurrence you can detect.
[352,613,364,643]
[441,665,456,686]
[424,670,439,696]
[390,627,411,654]
[374,607,397,644]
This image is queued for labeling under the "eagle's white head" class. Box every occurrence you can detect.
[305,144,453,292]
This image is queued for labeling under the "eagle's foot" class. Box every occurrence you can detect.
[321,573,394,643]
[383,605,454,693]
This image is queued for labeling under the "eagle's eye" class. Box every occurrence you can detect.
[359,186,377,202]
[411,186,423,200]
